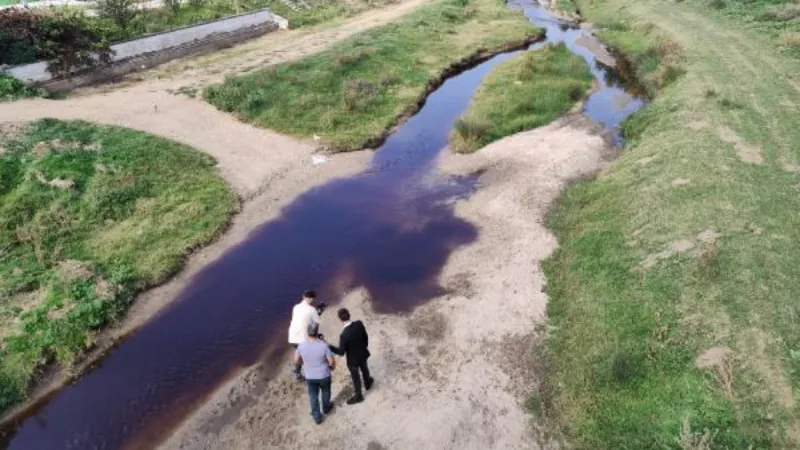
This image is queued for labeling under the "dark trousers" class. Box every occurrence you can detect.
[348,359,372,397]
[306,376,332,422]
[290,343,301,377]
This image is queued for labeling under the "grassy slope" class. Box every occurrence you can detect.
[204,0,541,151]
[541,0,800,448]
[0,120,237,412]
[450,44,592,153]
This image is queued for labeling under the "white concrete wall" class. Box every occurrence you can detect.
[6,8,288,83]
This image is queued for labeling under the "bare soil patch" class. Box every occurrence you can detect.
[717,125,764,165]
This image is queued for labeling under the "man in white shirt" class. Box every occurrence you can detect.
[288,290,321,380]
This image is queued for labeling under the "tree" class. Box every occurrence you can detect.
[0,9,43,65]
[39,11,113,77]
[98,0,139,31]
[0,9,112,76]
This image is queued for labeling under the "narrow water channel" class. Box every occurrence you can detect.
[1,2,645,449]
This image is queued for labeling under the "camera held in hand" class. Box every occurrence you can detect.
[315,302,328,315]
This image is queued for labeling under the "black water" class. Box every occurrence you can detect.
[2,2,645,449]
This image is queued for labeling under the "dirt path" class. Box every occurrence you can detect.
[159,115,610,450]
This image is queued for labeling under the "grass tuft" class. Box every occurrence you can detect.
[610,346,641,383]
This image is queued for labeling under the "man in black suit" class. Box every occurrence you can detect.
[328,308,373,404]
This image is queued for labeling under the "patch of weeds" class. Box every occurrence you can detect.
[173,86,199,98]
[526,392,542,417]
[708,0,726,10]
[610,346,641,383]
[449,44,592,153]
[718,97,745,110]
[0,75,47,102]
[781,31,800,50]
[341,78,377,111]
[696,242,720,278]
[677,416,717,450]
[657,63,686,88]
[332,49,370,69]
[760,3,800,22]
[704,88,717,98]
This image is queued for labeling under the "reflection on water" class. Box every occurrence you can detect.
[1,2,646,449]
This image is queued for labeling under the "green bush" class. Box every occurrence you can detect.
[0,9,45,65]
[0,9,112,77]
[0,74,46,102]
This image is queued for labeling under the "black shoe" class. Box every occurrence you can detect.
[346,395,364,405]
[314,416,324,425]
[365,377,374,391]
[323,404,334,414]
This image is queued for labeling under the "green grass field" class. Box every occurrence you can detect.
[450,44,592,153]
[539,0,800,447]
[0,120,237,412]
[205,0,541,151]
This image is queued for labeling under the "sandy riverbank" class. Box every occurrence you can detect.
[158,115,611,450]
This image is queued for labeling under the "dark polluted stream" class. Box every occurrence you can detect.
[1,2,645,449]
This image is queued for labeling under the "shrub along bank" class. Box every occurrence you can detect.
[204,0,542,151]
[0,120,237,413]
[539,0,800,447]
[450,44,592,153]
[0,75,47,102]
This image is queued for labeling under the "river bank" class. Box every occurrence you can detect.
[540,0,800,447]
